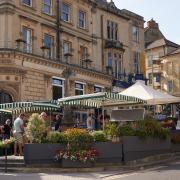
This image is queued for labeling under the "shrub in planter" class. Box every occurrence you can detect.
[118,125,136,136]
[135,119,170,139]
[56,148,98,163]
[47,131,66,144]
[55,128,98,167]
[64,128,94,151]
[105,120,170,140]
[0,137,15,149]
[26,113,47,143]
[171,133,180,144]
[104,122,120,139]
[90,131,109,142]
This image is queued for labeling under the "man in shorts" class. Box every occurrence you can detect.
[13,113,25,156]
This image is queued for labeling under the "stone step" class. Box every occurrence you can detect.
[0,162,25,168]
[0,156,24,163]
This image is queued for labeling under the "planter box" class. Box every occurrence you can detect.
[171,143,180,152]
[123,136,171,161]
[93,142,123,163]
[61,159,93,168]
[24,143,65,164]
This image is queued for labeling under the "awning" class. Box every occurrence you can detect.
[0,100,59,114]
[58,92,145,108]
[119,81,180,105]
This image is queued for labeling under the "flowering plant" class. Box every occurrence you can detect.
[56,148,99,163]
[0,137,15,149]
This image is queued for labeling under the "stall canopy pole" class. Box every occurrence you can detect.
[102,100,105,131]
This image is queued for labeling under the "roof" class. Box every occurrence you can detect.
[146,38,180,50]
[94,0,144,21]
[169,48,180,55]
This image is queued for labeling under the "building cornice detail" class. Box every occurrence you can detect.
[0,50,112,81]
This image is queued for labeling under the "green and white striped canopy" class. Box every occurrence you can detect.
[0,100,59,114]
[58,92,145,108]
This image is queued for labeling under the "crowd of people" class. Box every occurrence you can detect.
[0,111,110,156]
[0,112,63,156]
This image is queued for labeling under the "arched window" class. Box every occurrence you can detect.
[0,91,13,125]
[0,91,13,104]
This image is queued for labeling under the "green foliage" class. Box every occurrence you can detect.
[104,122,120,138]
[136,119,170,139]
[26,113,47,143]
[104,120,170,140]
[0,137,15,149]
[118,125,136,136]
[90,131,109,142]
[47,131,66,144]
[64,128,94,152]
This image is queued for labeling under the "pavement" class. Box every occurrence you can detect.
[1,152,180,179]
[1,160,180,180]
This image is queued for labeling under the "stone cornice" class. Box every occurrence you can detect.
[0,50,112,81]
[0,1,15,14]
[0,66,26,74]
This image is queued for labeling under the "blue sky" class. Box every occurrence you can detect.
[113,0,180,44]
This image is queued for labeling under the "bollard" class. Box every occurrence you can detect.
[4,146,7,173]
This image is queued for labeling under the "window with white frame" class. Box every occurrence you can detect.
[63,41,72,63]
[94,86,103,93]
[22,0,32,6]
[63,41,71,55]
[167,80,173,93]
[78,11,86,29]
[80,46,88,66]
[44,34,54,58]
[133,51,140,74]
[75,82,84,95]
[148,73,153,85]
[107,20,118,40]
[52,78,64,100]
[62,3,70,22]
[107,52,113,67]
[42,0,52,15]
[147,55,152,67]
[132,26,139,42]
[22,27,32,53]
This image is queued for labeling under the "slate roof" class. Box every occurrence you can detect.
[146,38,180,50]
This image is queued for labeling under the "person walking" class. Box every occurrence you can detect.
[2,119,12,140]
[54,114,62,131]
[13,113,25,156]
[87,113,94,131]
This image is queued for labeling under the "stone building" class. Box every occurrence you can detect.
[0,0,144,104]
[145,19,179,91]
[161,48,180,97]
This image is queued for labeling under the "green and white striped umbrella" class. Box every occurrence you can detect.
[0,100,59,114]
[58,92,145,108]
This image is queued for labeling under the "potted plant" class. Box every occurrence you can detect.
[91,130,123,163]
[55,128,98,167]
[121,119,171,162]
[56,148,98,168]
[24,113,65,164]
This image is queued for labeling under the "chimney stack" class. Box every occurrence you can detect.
[147,19,159,29]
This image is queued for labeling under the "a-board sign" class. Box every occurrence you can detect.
[110,108,145,122]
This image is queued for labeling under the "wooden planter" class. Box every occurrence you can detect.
[61,159,93,168]
[171,143,180,152]
[93,142,123,163]
[24,143,65,164]
[122,136,171,161]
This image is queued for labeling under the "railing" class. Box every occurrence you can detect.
[0,41,104,74]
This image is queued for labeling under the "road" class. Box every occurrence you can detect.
[1,160,180,180]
